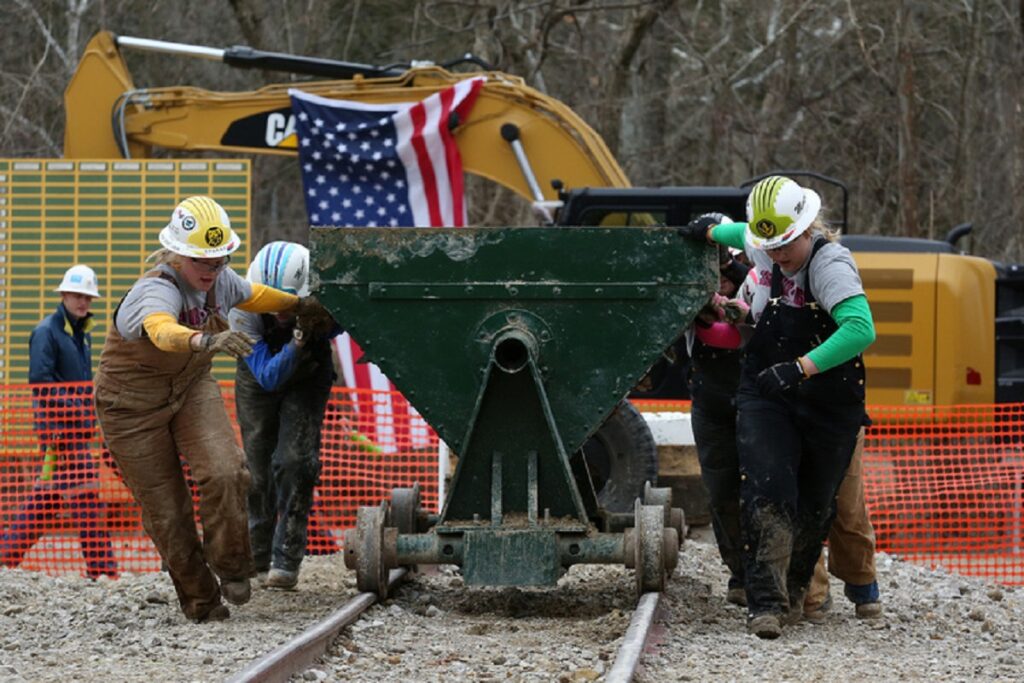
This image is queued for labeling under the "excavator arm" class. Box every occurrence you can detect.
[64,32,630,201]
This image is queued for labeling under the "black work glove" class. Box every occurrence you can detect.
[294,295,336,339]
[678,212,728,242]
[756,360,806,396]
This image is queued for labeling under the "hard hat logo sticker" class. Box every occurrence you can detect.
[205,227,224,247]
[182,215,197,231]
[755,219,777,238]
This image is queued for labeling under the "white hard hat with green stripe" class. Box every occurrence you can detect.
[745,175,821,250]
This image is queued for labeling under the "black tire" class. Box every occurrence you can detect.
[578,400,659,513]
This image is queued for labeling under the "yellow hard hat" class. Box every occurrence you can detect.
[745,176,821,250]
[159,196,242,258]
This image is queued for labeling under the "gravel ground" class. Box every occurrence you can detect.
[0,554,357,683]
[1,529,1022,682]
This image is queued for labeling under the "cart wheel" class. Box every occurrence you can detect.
[634,500,667,596]
[644,481,687,543]
[354,504,388,598]
[388,482,421,534]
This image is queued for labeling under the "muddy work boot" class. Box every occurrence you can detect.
[782,586,808,626]
[726,587,748,607]
[264,568,299,590]
[803,594,833,624]
[726,576,747,607]
[220,578,252,606]
[747,613,783,639]
[845,581,883,619]
[192,604,231,624]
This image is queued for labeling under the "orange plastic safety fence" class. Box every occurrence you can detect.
[633,399,1024,585]
[0,381,439,578]
[4,387,1023,585]
[863,403,1024,585]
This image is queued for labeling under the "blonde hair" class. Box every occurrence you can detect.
[146,248,184,269]
[808,217,840,243]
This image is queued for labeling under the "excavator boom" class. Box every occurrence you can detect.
[64,32,629,200]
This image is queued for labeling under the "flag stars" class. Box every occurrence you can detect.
[383,139,394,148]
[312,151,322,160]
[360,141,371,152]
[328,187,339,196]
[352,185,362,194]
[365,196,375,206]
[298,112,309,121]
[315,175,326,185]
[301,138,311,147]
[307,188,317,197]
[342,198,352,208]
[314,118,324,127]
[318,200,328,210]
[372,151,382,161]
[335,122,346,131]
[331,212,341,222]
[355,209,365,219]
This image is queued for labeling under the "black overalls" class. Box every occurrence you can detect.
[735,238,866,618]
[689,335,745,591]
[234,316,334,574]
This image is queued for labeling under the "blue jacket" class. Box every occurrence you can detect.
[29,303,94,383]
[28,304,95,442]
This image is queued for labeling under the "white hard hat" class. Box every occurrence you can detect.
[247,241,311,297]
[56,264,100,298]
[159,196,242,258]
[745,176,821,250]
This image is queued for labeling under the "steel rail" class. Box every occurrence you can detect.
[606,591,662,683]
[227,568,407,683]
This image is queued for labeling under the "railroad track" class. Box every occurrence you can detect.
[226,568,664,683]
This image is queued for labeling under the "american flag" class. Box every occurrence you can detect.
[289,78,483,228]
[289,79,484,450]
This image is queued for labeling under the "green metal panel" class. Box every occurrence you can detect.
[311,226,715,456]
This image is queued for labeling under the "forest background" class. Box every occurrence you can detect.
[2,0,1022,262]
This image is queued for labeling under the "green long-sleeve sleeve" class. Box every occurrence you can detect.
[709,222,748,250]
[806,294,876,372]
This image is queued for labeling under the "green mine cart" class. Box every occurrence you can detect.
[311,226,715,597]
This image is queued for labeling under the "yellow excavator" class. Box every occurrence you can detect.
[64,31,1024,411]
[61,33,1024,522]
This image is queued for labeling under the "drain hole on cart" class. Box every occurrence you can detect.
[494,336,529,373]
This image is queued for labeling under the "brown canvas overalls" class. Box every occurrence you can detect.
[94,271,252,621]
